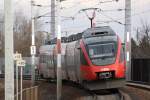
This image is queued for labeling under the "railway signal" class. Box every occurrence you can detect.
[14,52,22,100]
[16,60,26,67]
[16,59,26,100]
[14,52,25,100]
[14,52,22,61]
[30,45,36,55]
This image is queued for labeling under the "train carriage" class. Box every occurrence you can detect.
[39,26,126,90]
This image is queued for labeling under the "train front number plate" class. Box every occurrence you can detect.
[98,72,112,79]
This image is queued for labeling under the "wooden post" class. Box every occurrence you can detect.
[26,89,30,100]
[34,86,38,100]
[31,88,34,100]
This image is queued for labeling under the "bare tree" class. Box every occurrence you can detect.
[133,20,150,58]
[13,12,44,56]
[0,10,46,57]
[131,38,138,58]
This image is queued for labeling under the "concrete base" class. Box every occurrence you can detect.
[83,79,125,90]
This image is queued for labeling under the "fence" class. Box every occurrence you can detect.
[14,86,38,100]
[0,57,39,74]
[131,58,150,84]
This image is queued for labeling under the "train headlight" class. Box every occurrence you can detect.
[101,68,110,71]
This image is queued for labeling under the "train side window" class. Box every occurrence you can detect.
[80,50,88,65]
[40,55,44,63]
[43,55,47,63]
[43,55,45,63]
[119,47,125,62]
[39,55,42,63]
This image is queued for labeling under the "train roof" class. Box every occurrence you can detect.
[83,35,118,45]
[82,26,116,38]
[45,33,82,45]
[44,26,116,45]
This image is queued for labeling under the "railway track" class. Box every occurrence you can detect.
[81,89,124,100]
[38,79,131,100]
[0,75,131,100]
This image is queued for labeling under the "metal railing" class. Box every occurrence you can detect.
[14,86,38,100]
[131,58,150,84]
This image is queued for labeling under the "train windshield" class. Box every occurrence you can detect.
[88,43,117,66]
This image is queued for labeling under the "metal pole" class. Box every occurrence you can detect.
[90,18,93,28]
[56,0,62,100]
[20,67,23,100]
[125,0,131,81]
[4,0,14,99]
[0,22,3,50]
[16,62,18,100]
[31,0,36,85]
[14,52,22,100]
[51,0,56,39]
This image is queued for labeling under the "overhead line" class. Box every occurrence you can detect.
[96,8,150,25]
[98,12,125,25]
[117,9,150,21]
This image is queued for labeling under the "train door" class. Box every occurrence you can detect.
[48,46,55,79]
[53,45,57,79]
[61,44,67,80]
[66,42,77,81]
[75,41,82,83]
[39,54,49,78]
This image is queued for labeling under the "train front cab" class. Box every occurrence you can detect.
[79,36,126,90]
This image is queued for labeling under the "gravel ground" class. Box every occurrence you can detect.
[120,86,150,100]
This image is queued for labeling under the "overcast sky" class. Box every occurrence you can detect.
[0,0,150,41]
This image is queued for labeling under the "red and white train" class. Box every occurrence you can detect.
[39,26,125,90]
